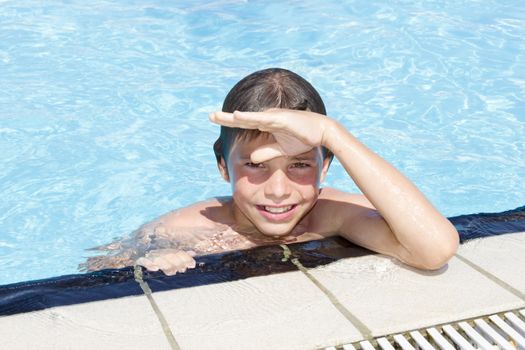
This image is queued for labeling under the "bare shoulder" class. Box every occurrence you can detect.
[82,197,234,271]
[318,187,374,207]
[307,187,377,234]
[313,187,402,259]
[157,196,233,231]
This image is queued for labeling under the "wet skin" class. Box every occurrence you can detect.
[82,108,459,275]
[223,132,331,239]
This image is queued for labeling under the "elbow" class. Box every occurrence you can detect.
[406,225,459,271]
[408,226,460,271]
[417,252,454,271]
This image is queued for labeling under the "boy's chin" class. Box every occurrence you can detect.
[257,224,295,239]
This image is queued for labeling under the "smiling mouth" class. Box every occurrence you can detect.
[257,205,297,213]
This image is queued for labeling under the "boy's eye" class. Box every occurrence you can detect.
[290,162,310,168]
[245,162,264,168]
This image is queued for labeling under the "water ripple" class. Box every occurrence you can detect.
[1,0,524,284]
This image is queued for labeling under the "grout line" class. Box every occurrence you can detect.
[455,253,525,301]
[280,244,373,340]
[133,265,181,350]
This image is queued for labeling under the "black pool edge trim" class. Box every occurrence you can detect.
[1,205,524,317]
[449,204,525,242]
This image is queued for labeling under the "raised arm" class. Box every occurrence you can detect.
[209,109,459,270]
[321,120,459,270]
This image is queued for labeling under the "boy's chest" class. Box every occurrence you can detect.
[177,224,323,256]
[190,225,330,255]
[163,201,338,255]
[192,227,255,254]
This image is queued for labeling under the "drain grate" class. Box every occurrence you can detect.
[326,308,525,350]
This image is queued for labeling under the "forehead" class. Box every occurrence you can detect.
[230,132,321,159]
[232,132,272,151]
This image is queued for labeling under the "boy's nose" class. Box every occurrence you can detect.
[264,170,292,200]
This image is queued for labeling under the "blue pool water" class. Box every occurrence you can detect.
[1,0,524,286]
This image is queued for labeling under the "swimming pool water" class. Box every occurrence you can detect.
[1,0,524,285]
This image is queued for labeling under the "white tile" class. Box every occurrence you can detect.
[458,231,525,295]
[0,295,171,350]
[153,271,362,350]
[308,253,524,337]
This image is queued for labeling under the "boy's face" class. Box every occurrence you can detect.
[220,133,330,237]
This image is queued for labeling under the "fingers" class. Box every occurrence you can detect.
[185,250,197,257]
[208,111,234,126]
[136,250,197,276]
[136,257,159,271]
[152,256,179,274]
[208,111,272,130]
[250,143,286,163]
[160,252,196,275]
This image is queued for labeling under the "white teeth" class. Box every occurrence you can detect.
[264,206,292,213]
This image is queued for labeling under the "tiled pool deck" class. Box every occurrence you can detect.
[1,230,524,350]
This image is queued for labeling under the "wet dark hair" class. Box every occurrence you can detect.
[213,68,333,163]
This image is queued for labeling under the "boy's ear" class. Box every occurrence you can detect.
[319,156,333,183]
[217,157,230,182]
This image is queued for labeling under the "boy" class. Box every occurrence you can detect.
[82,68,458,275]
